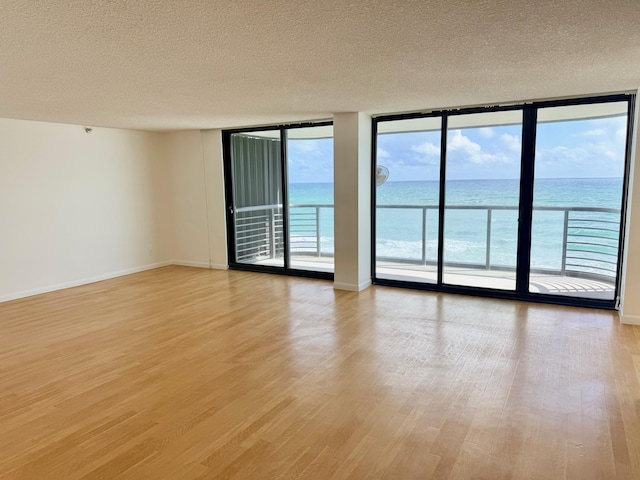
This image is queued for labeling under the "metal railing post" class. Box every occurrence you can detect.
[316,207,321,257]
[270,208,276,258]
[485,209,492,270]
[561,209,569,275]
[421,207,427,265]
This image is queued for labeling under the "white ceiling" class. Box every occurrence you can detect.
[0,1,639,132]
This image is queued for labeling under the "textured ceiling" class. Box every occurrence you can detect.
[0,0,639,131]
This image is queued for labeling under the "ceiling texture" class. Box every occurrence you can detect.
[0,0,639,131]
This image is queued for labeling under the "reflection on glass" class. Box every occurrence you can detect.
[230,130,284,267]
[443,110,523,290]
[529,102,627,300]
[375,117,441,283]
[287,126,334,273]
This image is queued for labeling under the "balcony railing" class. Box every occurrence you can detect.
[234,205,284,262]
[234,203,620,282]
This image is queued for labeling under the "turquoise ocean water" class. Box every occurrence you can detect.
[288,178,623,271]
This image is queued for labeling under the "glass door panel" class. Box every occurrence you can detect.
[529,102,628,300]
[287,125,334,272]
[229,130,284,267]
[443,111,523,290]
[375,117,442,283]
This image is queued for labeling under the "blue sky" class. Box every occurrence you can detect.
[287,137,334,184]
[287,113,627,184]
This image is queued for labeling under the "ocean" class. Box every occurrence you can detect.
[288,178,623,271]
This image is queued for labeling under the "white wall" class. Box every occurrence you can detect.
[333,113,372,291]
[165,131,209,267]
[0,118,170,302]
[201,130,228,269]
[164,130,227,269]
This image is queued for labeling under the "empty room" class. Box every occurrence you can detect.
[1,1,640,479]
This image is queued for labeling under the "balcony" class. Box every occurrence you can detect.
[233,203,620,300]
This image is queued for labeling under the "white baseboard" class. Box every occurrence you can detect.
[620,313,640,325]
[210,263,229,270]
[172,261,228,270]
[172,260,211,269]
[0,261,172,304]
[334,279,372,292]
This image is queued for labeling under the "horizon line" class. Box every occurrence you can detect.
[290,176,624,184]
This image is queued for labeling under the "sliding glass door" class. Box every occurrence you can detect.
[224,123,334,277]
[443,111,522,290]
[529,102,629,301]
[372,94,633,308]
[228,130,285,268]
[287,126,334,273]
[375,117,442,283]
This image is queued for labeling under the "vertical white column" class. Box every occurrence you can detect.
[201,129,229,269]
[333,113,372,291]
[620,93,640,324]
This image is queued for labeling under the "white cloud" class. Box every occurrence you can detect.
[286,138,334,183]
[500,133,521,152]
[377,147,391,159]
[478,127,495,138]
[411,141,440,156]
[408,141,440,166]
[574,128,606,137]
[448,130,509,164]
[289,139,322,157]
[616,127,627,139]
[535,141,625,175]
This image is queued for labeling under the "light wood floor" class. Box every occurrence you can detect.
[0,266,639,479]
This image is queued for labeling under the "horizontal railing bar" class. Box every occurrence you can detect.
[565,257,617,266]
[375,205,621,214]
[567,226,620,233]
[237,248,271,255]
[544,206,620,213]
[237,243,271,250]
[569,219,620,225]
[237,231,270,238]
[237,238,278,247]
[236,204,282,213]
[236,217,270,224]
[566,249,618,258]
[237,222,281,229]
[236,222,274,229]
[568,233,619,241]
[289,204,332,208]
[236,216,269,221]
[567,240,618,248]
[567,264,616,277]
[238,249,271,257]
[375,205,439,210]
[445,205,518,211]
[237,228,278,236]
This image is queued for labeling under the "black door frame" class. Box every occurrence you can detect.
[223,121,334,281]
[371,93,635,310]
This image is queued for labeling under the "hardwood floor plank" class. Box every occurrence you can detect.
[0,266,638,479]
